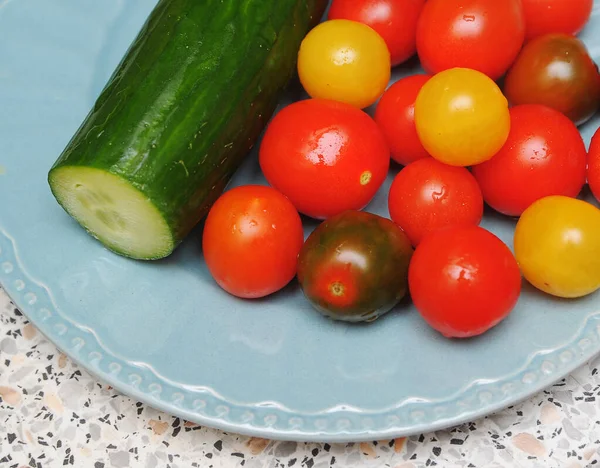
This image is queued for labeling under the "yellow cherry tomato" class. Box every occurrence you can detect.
[514,195,600,298]
[414,68,510,166]
[297,19,391,109]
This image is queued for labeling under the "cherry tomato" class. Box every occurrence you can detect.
[514,196,600,298]
[328,0,426,66]
[388,158,483,246]
[416,0,525,81]
[374,74,431,166]
[521,0,593,40]
[414,68,510,167]
[297,19,391,109]
[409,226,522,338]
[202,185,304,299]
[297,210,413,322]
[471,105,587,217]
[259,99,390,219]
[504,34,600,126]
[588,127,600,203]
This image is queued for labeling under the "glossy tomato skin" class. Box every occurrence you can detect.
[521,0,593,40]
[259,99,390,220]
[588,127,600,203]
[416,0,525,81]
[409,226,522,338]
[298,210,413,322]
[414,68,510,167]
[514,196,600,298]
[374,74,431,166]
[202,185,304,299]
[471,105,587,217]
[504,34,600,125]
[297,19,391,109]
[328,0,426,66]
[388,158,483,246]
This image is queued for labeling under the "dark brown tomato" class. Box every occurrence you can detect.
[504,33,600,126]
[297,210,413,323]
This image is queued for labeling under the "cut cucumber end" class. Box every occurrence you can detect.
[49,166,174,260]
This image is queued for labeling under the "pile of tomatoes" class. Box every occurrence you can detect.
[202,0,600,339]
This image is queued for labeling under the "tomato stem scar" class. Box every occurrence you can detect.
[360,171,372,185]
[329,281,345,296]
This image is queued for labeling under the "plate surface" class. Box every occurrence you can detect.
[2,0,600,443]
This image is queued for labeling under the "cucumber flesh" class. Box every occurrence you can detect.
[49,166,173,260]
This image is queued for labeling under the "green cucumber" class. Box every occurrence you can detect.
[48,0,327,260]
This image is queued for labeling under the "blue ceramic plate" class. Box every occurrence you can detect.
[1,0,600,443]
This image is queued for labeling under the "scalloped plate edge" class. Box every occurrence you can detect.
[1,226,600,442]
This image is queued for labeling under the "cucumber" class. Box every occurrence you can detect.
[48,0,327,260]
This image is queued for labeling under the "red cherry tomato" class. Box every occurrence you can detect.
[328,0,426,66]
[374,74,431,166]
[259,98,390,219]
[388,158,483,246]
[416,0,525,81]
[588,127,600,204]
[202,185,304,299]
[521,0,593,40]
[471,105,587,217]
[409,225,522,339]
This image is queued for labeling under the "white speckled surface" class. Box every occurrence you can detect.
[1,288,599,467]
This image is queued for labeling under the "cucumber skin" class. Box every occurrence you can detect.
[49,0,328,255]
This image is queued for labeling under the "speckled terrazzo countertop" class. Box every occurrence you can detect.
[1,288,599,468]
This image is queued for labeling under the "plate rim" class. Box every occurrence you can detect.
[2,227,600,442]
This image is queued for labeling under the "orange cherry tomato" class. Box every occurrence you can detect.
[202,185,304,299]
